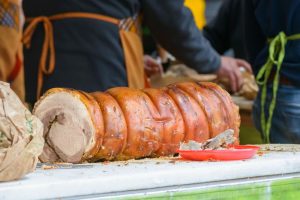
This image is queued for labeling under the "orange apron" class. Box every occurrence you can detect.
[23,12,148,99]
[0,0,25,101]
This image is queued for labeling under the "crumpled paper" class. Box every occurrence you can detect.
[150,64,217,88]
[0,82,44,181]
[180,129,236,150]
[237,69,258,100]
[219,68,258,100]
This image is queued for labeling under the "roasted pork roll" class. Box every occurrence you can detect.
[33,82,240,163]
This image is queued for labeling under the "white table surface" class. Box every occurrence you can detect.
[1,151,300,200]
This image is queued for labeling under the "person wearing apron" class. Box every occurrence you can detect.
[223,0,300,144]
[23,0,250,105]
[251,0,300,144]
[203,0,253,63]
[199,0,300,144]
[0,0,24,101]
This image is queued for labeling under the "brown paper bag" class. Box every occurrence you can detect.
[0,82,44,182]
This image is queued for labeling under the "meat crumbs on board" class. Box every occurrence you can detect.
[180,129,236,150]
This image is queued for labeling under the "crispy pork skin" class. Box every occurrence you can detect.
[197,82,240,139]
[91,92,127,160]
[143,88,185,156]
[107,87,161,159]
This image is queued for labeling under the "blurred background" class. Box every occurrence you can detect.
[145,0,262,144]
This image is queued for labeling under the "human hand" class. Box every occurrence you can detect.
[144,55,163,77]
[216,56,252,93]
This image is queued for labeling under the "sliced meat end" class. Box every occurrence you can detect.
[33,89,101,163]
[77,91,104,160]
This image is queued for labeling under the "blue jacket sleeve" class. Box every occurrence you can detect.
[141,0,221,73]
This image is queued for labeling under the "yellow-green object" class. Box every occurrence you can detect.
[239,125,262,144]
[124,177,300,200]
[256,32,300,143]
[184,0,206,29]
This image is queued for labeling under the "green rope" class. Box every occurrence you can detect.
[256,31,300,143]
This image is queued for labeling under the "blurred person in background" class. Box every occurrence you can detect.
[22,0,250,106]
[204,0,300,144]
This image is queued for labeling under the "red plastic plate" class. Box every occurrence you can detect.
[177,145,260,161]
